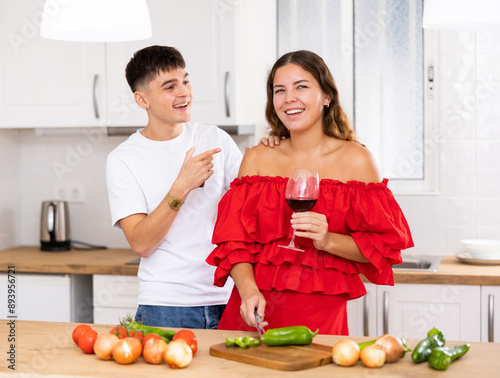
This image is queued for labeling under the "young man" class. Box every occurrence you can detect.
[106,45,244,329]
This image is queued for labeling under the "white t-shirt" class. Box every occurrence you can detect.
[106,122,242,306]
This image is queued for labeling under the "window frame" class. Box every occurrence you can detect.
[276,0,441,195]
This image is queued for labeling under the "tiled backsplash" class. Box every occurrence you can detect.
[1,30,499,255]
[397,31,500,256]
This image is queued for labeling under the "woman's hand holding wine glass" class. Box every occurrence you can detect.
[278,168,320,252]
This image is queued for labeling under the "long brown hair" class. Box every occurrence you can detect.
[265,50,358,143]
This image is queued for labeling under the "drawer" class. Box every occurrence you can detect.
[93,275,139,308]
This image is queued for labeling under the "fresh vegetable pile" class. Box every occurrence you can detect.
[71,316,197,369]
[411,327,470,371]
[332,334,411,368]
[331,327,470,371]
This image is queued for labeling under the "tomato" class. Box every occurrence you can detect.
[72,324,92,345]
[79,329,98,354]
[172,329,198,356]
[142,333,163,347]
[94,333,119,360]
[143,339,168,364]
[112,337,143,364]
[128,330,144,342]
[109,326,128,339]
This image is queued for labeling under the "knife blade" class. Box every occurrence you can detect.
[254,308,265,339]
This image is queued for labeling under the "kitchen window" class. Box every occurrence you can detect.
[278,0,438,193]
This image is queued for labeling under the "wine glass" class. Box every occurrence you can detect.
[278,168,320,252]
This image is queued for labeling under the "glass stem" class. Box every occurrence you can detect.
[288,229,297,248]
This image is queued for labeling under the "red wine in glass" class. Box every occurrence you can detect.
[286,198,318,212]
[279,169,320,252]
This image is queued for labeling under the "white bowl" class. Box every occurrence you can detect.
[460,239,500,260]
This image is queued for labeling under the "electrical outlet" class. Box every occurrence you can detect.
[54,183,85,203]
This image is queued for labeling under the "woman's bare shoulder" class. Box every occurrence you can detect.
[339,141,382,183]
[238,143,282,178]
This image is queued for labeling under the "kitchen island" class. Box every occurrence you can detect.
[0,320,497,377]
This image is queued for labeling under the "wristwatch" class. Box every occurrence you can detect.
[165,192,184,211]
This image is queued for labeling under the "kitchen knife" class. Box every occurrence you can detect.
[254,308,265,339]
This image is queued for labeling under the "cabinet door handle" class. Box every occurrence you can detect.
[488,294,494,342]
[363,292,369,337]
[93,74,100,119]
[383,290,389,334]
[224,71,230,117]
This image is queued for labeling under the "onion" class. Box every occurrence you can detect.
[143,339,168,364]
[360,343,386,368]
[164,339,193,368]
[112,337,143,365]
[94,333,119,360]
[375,334,403,363]
[332,339,360,367]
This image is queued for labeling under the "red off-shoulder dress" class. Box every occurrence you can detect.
[206,176,413,335]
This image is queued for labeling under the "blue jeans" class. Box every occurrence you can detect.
[135,304,226,329]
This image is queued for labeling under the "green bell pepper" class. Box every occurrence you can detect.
[260,326,319,346]
[225,336,260,348]
[411,327,445,363]
[428,344,470,370]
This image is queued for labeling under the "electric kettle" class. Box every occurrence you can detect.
[40,200,71,251]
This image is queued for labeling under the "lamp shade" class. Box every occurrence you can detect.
[423,0,500,30]
[40,0,152,42]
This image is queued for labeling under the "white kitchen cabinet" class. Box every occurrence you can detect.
[93,274,139,324]
[106,0,276,128]
[481,286,500,342]
[0,0,106,128]
[347,283,481,342]
[0,273,93,322]
[346,283,377,337]
[376,284,481,342]
[0,0,276,129]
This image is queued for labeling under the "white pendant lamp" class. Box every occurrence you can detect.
[423,0,500,30]
[40,0,152,42]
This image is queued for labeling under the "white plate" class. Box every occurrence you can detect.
[456,252,500,265]
[460,239,500,251]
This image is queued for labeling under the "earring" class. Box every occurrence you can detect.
[145,106,149,111]
[325,103,330,108]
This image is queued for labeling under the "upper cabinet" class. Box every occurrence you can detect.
[0,0,276,129]
[107,0,276,128]
[0,0,106,128]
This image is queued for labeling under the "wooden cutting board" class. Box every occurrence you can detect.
[209,342,333,371]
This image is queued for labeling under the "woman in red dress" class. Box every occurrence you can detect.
[206,50,413,335]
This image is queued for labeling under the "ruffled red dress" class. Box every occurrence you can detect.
[206,176,413,335]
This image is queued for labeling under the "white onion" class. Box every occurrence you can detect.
[375,334,404,363]
[164,339,193,368]
[332,339,360,367]
[360,343,386,368]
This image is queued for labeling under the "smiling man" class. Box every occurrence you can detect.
[106,45,243,329]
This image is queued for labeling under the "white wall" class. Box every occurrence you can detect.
[0,129,21,250]
[1,30,499,255]
[0,127,253,249]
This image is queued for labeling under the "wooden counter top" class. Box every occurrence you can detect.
[0,320,497,377]
[393,255,500,285]
[1,246,500,285]
[0,246,138,275]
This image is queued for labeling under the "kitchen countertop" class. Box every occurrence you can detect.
[0,246,139,276]
[0,320,496,377]
[1,246,500,285]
